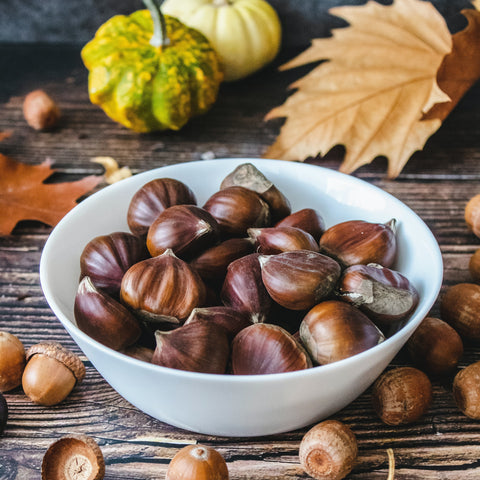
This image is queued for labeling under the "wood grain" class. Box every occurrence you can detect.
[1,45,480,479]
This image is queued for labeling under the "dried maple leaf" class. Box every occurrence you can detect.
[0,156,101,235]
[264,0,454,178]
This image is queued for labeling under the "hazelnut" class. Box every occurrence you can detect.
[469,248,480,283]
[231,323,312,375]
[248,226,319,254]
[0,392,7,436]
[42,434,105,480]
[23,89,61,130]
[319,219,397,268]
[372,367,432,425]
[453,361,480,419]
[465,194,480,239]
[440,283,480,341]
[275,208,325,242]
[127,178,197,236]
[22,342,86,406]
[0,331,26,392]
[166,444,229,480]
[299,420,358,480]
[407,317,463,376]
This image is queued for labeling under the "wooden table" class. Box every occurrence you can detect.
[1,44,480,480]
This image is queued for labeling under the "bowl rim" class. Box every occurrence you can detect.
[39,158,443,384]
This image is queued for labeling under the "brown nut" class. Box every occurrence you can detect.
[453,361,480,419]
[0,331,26,392]
[319,219,397,268]
[42,434,105,480]
[440,283,480,341]
[300,300,385,365]
[220,162,291,222]
[203,186,271,237]
[231,323,312,375]
[184,306,252,341]
[23,90,60,130]
[407,317,463,376]
[147,205,219,259]
[0,392,7,436]
[248,226,319,255]
[121,344,154,363]
[152,322,230,374]
[166,444,229,480]
[190,237,255,281]
[22,342,86,406]
[299,420,358,480]
[74,276,142,351]
[469,248,480,283]
[127,178,197,236]
[337,263,419,325]
[372,366,432,425]
[465,194,480,239]
[259,250,341,311]
[120,249,206,324]
[220,253,272,324]
[275,208,325,242]
[80,231,149,297]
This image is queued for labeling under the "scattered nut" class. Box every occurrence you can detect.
[372,367,432,425]
[23,89,60,130]
[453,361,480,419]
[166,444,229,480]
[465,194,480,239]
[299,420,358,480]
[22,342,86,406]
[469,248,480,283]
[0,331,26,392]
[41,434,105,480]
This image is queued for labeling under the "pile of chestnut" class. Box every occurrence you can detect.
[74,163,419,375]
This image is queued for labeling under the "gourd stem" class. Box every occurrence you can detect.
[143,0,169,48]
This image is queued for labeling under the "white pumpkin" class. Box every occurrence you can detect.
[162,0,282,82]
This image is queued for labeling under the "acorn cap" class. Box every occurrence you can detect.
[26,342,86,383]
[42,434,105,480]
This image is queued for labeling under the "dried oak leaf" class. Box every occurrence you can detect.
[264,0,456,178]
[0,156,101,235]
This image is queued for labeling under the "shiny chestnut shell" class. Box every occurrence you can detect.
[203,186,271,236]
[337,263,419,325]
[146,205,219,259]
[248,226,319,255]
[300,300,385,365]
[120,249,206,324]
[127,178,197,236]
[231,323,312,375]
[319,219,397,267]
[80,231,149,296]
[275,208,325,242]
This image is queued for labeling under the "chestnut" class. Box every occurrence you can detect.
[248,226,319,254]
[74,276,142,351]
[80,231,149,297]
[146,204,219,259]
[152,322,230,374]
[220,162,291,222]
[231,323,312,375]
[221,253,272,324]
[337,263,419,325]
[275,208,325,242]
[259,250,341,311]
[120,249,206,324]
[299,300,385,365]
[319,219,397,267]
[127,177,197,236]
[203,186,271,236]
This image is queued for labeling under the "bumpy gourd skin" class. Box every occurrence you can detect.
[81,11,223,132]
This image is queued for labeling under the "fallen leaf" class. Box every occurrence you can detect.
[0,156,101,235]
[91,156,132,184]
[264,0,455,178]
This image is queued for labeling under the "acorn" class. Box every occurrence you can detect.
[248,226,319,255]
[259,250,341,311]
[319,219,397,268]
[127,177,197,236]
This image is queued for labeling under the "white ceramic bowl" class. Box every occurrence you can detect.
[40,158,443,437]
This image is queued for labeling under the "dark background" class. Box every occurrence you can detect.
[0,0,474,48]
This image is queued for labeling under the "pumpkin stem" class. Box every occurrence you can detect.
[143,0,170,48]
